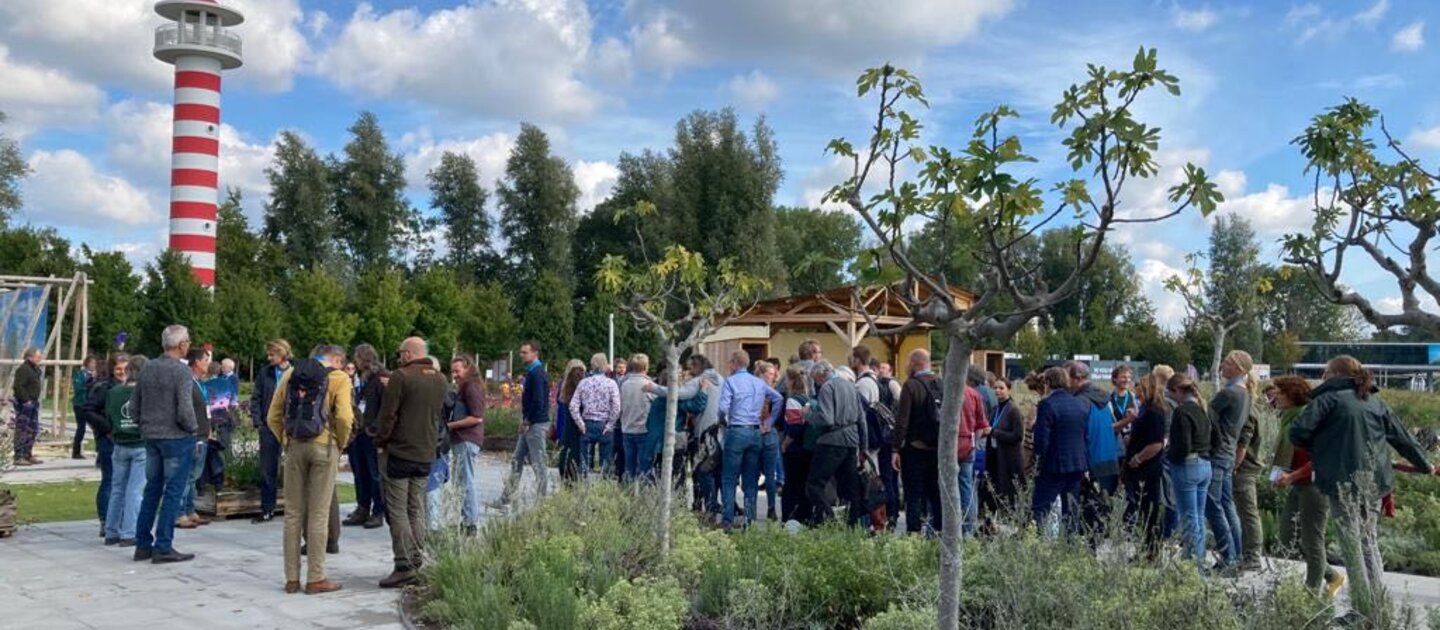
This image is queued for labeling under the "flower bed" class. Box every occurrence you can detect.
[415,483,1358,629]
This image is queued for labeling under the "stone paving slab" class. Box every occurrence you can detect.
[5,445,1438,627]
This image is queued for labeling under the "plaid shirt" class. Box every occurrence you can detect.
[569,372,622,430]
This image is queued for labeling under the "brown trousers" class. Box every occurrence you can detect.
[282,440,339,583]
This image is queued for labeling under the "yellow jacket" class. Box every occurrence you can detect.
[266,364,354,448]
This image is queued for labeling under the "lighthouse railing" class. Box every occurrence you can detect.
[154,23,243,57]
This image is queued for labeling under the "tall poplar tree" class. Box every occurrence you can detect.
[428,151,493,279]
[333,111,414,269]
[263,131,334,271]
[497,124,580,288]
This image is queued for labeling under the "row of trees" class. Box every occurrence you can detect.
[0,99,1400,376]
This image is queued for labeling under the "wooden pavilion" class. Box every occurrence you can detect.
[698,282,1005,380]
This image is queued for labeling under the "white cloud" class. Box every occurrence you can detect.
[400,130,517,201]
[1409,126,1440,150]
[1136,258,1189,329]
[1391,21,1424,52]
[572,160,620,213]
[0,45,105,137]
[317,0,602,120]
[1355,0,1389,27]
[798,155,861,212]
[1289,0,1389,44]
[1212,180,1312,235]
[627,0,1014,74]
[1376,294,1439,316]
[726,70,781,110]
[22,150,158,226]
[1173,5,1219,32]
[0,0,310,92]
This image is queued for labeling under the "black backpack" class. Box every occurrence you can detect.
[282,361,332,439]
[860,374,896,446]
[909,376,944,448]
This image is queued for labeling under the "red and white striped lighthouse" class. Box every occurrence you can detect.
[153,0,244,287]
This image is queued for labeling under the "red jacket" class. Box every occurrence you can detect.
[957,386,990,461]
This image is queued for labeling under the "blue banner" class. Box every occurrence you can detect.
[1,287,48,357]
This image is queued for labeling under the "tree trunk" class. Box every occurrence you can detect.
[937,334,972,630]
[1210,325,1227,390]
[659,346,682,556]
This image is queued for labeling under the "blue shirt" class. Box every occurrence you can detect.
[717,368,782,427]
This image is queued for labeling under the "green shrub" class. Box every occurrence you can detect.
[419,481,1336,629]
[864,605,937,629]
[579,577,688,630]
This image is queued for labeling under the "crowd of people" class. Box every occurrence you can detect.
[10,328,1438,615]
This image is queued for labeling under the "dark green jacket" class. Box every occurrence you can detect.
[1290,377,1433,497]
[12,361,41,402]
[108,383,143,446]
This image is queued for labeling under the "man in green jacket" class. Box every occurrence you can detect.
[12,348,43,465]
[1290,357,1433,624]
[375,337,447,589]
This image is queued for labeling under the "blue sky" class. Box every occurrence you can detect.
[3,0,1438,329]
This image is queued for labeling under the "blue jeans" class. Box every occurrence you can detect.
[622,432,650,482]
[721,425,763,527]
[96,435,114,522]
[451,441,481,526]
[105,444,147,540]
[1174,457,1213,568]
[1206,458,1243,566]
[179,440,207,515]
[258,425,281,512]
[761,431,780,514]
[349,432,385,515]
[136,437,196,553]
[958,458,976,536]
[581,420,614,477]
[1032,471,1084,534]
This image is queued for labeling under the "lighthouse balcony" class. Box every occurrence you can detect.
[154,23,243,69]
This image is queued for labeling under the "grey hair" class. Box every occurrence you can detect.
[318,345,346,360]
[161,324,190,350]
[809,360,835,382]
[1064,359,1090,382]
[834,366,856,382]
[590,353,610,371]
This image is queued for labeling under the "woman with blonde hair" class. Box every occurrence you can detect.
[555,359,588,482]
[1291,355,1434,623]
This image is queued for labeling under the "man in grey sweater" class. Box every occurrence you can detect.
[618,354,656,482]
[803,360,868,527]
[130,324,199,564]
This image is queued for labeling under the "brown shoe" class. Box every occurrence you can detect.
[175,516,198,529]
[284,581,301,594]
[13,458,33,467]
[379,569,417,589]
[192,514,212,526]
[305,580,343,595]
[28,457,43,465]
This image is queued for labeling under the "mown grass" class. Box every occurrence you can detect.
[0,480,355,524]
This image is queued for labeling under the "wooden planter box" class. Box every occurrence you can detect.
[197,489,284,519]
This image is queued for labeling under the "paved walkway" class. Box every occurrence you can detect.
[3,438,1438,628]
[0,448,544,630]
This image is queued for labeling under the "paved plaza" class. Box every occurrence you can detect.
[3,443,1439,628]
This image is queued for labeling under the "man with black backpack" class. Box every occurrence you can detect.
[851,347,895,529]
[265,344,354,595]
[376,337,448,589]
[891,349,945,535]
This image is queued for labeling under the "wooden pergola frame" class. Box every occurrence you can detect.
[0,273,91,438]
[723,280,976,354]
